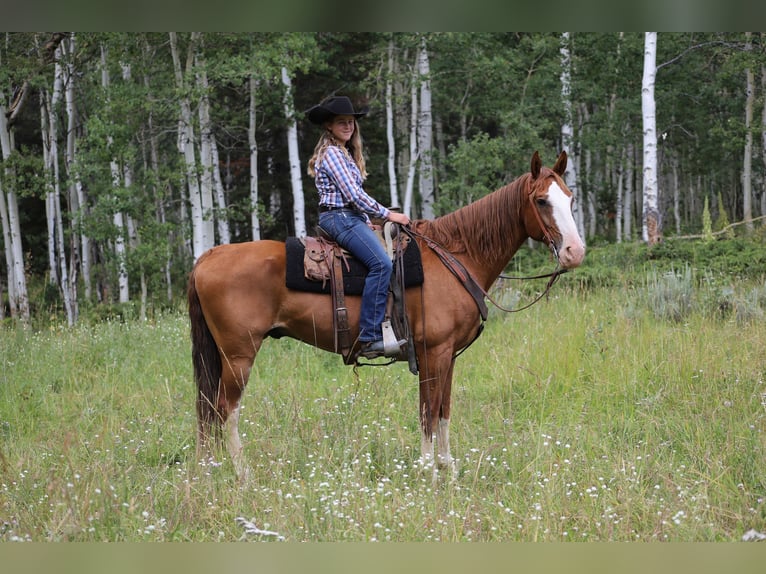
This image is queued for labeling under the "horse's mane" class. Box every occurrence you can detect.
[414,172,533,263]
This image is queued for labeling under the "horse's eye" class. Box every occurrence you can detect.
[536,198,548,207]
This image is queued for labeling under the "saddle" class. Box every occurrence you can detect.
[286,222,421,373]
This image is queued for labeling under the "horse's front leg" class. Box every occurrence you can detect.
[437,417,456,474]
[418,351,457,480]
[436,357,457,476]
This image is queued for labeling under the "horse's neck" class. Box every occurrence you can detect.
[420,181,528,288]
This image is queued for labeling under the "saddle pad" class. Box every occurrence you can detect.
[285,236,424,295]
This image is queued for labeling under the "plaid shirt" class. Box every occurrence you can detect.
[315,146,390,220]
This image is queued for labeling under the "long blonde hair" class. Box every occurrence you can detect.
[307,119,367,179]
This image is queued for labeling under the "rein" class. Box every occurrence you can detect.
[402,224,566,360]
[492,267,568,312]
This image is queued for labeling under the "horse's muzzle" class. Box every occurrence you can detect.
[557,239,585,269]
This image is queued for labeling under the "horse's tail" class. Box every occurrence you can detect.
[187,265,223,445]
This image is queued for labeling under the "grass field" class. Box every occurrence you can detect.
[1,275,765,541]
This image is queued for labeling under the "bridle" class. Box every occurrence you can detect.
[490,175,568,312]
[525,174,561,262]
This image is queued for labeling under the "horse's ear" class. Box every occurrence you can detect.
[553,150,567,176]
[530,151,541,179]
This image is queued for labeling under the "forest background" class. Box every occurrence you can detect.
[0,32,765,327]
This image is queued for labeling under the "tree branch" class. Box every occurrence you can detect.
[673,215,766,240]
[6,32,68,124]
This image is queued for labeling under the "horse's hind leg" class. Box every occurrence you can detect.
[218,354,256,481]
[224,400,249,480]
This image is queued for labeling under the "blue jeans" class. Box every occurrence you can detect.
[318,209,392,343]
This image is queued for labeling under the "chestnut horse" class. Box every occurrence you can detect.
[187,151,585,479]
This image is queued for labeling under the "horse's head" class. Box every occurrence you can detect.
[525,151,586,269]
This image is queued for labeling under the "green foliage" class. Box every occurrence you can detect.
[436,133,512,214]
[715,192,734,239]
[701,196,714,242]
[571,237,766,291]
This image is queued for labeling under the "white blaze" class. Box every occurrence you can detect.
[547,181,585,267]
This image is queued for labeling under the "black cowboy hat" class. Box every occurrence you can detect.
[306,95,369,125]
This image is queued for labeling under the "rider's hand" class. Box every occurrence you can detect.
[388,211,411,227]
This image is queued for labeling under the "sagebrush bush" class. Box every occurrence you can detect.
[643,266,695,322]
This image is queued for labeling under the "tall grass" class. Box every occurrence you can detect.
[1,281,765,541]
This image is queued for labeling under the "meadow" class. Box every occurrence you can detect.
[1,243,765,542]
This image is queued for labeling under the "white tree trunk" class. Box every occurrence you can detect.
[41,91,59,286]
[417,37,435,219]
[559,32,585,241]
[268,156,281,218]
[211,138,230,244]
[386,38,399,208]
[743,33,754,232]
[101,47,130,303]
[47,45,76,325]
[0,86,29,325]
[196,53,220,246]
[248,75,261,241]
[0,178,28,322]
[170,32,207,261]
[616,146,624,243]
[0,92,30,322]
[642,32,661,244]
[63,33,88,304]
[403,60,419,219]
[281,66,306,237]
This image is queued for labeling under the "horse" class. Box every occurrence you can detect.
[187,151,585,480]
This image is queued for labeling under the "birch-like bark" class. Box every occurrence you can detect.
[0,70,30,322]
[196,51,222,245]
[47,44,76,325]
[642,32,661,244]
[170,32,207,261]
[743,33,754,233]
[403,58,419,219]
[211,138,230,244]
[101,45,129,303]
[616,146,624,243]
[560,32,585,241]
[41,91,58,286]
[0,126,18,319]
[386,38,399,208]
[63,34,88,303]
[281,66,306,237]
[248,75,261,241]
[417,37,435,219]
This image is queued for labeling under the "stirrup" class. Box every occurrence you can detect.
[381,320,403,356]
